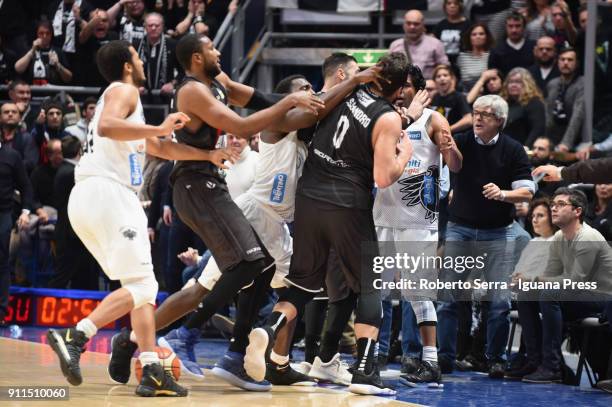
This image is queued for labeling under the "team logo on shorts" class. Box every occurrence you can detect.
[120,226,138,240]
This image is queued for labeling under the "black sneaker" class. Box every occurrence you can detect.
[438,356,453,374]
[505,362,538,380]
[47,328,88,386]
[265,362,316,386]
[522,365,562,384]
[488,359,506,379]
[465,354,488,372]
[108,327,138,384]
[377,354,388,372]
[400,361,443,388]
[401,356,422,374]
[596,379,612,394]
[244,326,275,382]
[455,358,474,371]
[349,366,396,395]
[135,363,188,397]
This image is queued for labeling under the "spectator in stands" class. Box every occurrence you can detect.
[174,0,216,37]
[466,68,503,105]
[430,64,472,134]
[0,0,28,59]
[48,0,95,72]
[434,0,471,65]
[545,47,584,151]
[31,102,70,164]
[77,9,118,86]
[528,36,559,97]
[531,136,555,167]
[578,4,587,31]
[516,188,612,384]
[0,35,17,85]
[576,132,612,161]
[48,135,99,290]
[425,79,437,98]
[488,12,536,76]
[586,184,612,242]
[14,21,73,85]
[0,138,34,325]
[108,0,147,43]
[65,97,96,145]
[500,67,546,147]
[470,0,512,43]
[524,0,554,41]
[30,139,63,226]
[507,197,558,380]
[7,80,39,131]
[456,23,493,92]
[549,1,576,49]
[437,94,534,377]
[389,10,449,79]
[248,133,259,153]
[224,132,259,200]
[0,103,38,173]
[134,12,179,104]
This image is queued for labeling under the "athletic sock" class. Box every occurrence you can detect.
[76,318,97,339]
[129,330,137,343]
[356,337,376,375]
[139,351,160,367]
[270,350,289,365]
[318,332,342,363]
[266,311,287,337]
[422,346,438,363]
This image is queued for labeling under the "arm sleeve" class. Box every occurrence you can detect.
[560,157,612,184]
[525,99,546,148]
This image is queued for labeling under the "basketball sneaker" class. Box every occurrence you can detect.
[400,360,443,388]
[211,314,235,339]
[211,351,272,391]
[349,366,396,396]
[266,361,317,386]
[292,361,313,376]
[135,363,188,397]
[308,353,352,385]
[158,327,204,380]
[108,327,137,384]
[244,326,275,382]
[47,328,88,386]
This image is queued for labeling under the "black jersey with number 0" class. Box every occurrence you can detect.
[170,76,228,183]
[297,85,395,210]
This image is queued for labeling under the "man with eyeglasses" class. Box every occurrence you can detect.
[436,94,535,378]
[513,187,612,384]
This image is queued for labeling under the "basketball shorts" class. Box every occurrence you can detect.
[68,176,152,281]
[198,193,291,290]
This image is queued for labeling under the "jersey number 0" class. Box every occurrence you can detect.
[332,115,349,149]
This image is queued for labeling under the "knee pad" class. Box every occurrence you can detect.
[121,274,159,309]
[230,258,268,289]
[355,291,382,327]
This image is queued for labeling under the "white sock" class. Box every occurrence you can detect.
[270,350,289,366]
[76,318,98,338]
[129,330,138,344]
[422,346,438,363]
[139,351,160,367]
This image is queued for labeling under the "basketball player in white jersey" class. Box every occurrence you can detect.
[373,64,462,387]
[45,40,235,397]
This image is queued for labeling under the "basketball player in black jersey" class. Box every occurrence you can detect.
[244,52,416,395]
[108,33,385,390]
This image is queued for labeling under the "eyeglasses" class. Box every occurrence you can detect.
[550,201,574,209]
[472,110,497,119]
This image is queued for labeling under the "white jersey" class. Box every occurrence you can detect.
[373,108,441,230]
[75,82,147,192]
[248,131,308,223]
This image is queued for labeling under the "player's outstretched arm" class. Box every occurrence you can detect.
[372,111,412,188]
[98,84,190,141]
[146,137,239,167]
[182,81,323,138]
[431,111,462,173]
[272,65,386,133]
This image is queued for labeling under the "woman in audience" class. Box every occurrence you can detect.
[434,0,471,66]
[431,64,472,134]
[500,67,546,147]
[456,23,493,92]
[524,0,554,41]
[508,198,558,380]
[586,184,612,242]
[466,68,503,105]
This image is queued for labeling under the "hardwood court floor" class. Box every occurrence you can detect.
[0,337,417,407]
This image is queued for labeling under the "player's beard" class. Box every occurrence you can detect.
[132,70,146,87]
[204,61,221,79]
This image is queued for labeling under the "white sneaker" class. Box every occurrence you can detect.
[308,354,352,385]
[291,361,313,376]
